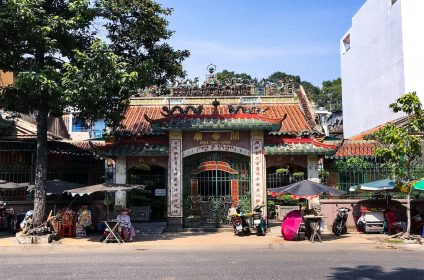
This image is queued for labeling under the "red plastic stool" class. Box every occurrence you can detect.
[61,225,73,238]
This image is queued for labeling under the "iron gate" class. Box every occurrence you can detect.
[183,152,250,227]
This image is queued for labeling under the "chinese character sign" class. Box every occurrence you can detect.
[169,134,182,217]
[250,132,265,208]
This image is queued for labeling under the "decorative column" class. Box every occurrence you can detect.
[250,131,266,211]
[115,156,127,207]
[307,154,319,183]
[168,131,183,228]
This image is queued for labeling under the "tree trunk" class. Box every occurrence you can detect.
[406,192,411,234]
[33,110,48,226]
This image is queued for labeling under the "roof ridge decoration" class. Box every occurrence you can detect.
[135,64,298,97]
[161,105,204,117]
[143,99,286,132]
[296,86,317,130]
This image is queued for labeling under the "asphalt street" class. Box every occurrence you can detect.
[0,244,423,280]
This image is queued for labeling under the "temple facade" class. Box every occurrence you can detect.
[94,66,338,229]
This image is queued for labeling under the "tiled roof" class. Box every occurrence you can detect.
[349,114,412,140]
[93,143,168,157]
[146,114,283,131]
[118,104,314,136]
[0,140,95,156]
[333,140,377,158]
[265,138,338,156]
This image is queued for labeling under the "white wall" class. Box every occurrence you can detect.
[341,0,406,138]
[401,0,424,99]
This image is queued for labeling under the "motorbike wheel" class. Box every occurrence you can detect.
[256,227,262,236]
[333,222,342,236]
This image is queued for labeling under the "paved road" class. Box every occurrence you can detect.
[0,244,423,280]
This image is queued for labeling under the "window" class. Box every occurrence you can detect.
[343,34,351,53]
[72,116,88,132]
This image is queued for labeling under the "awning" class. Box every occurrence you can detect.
[349,179,395,192]
[0,180,27,189]
[27,180,84,195]
[65,183,145,196]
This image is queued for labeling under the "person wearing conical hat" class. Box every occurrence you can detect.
[116,208,136,242]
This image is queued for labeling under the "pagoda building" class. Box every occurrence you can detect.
[93,65,338,229]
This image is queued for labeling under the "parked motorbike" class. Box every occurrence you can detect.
[0,202,17,234]
[252,204,267,236]
[332,207,350,236]
[228,205,251,236]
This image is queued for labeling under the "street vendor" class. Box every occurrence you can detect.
[116,208,136,242]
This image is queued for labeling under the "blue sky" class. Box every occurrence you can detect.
[158,0,365,86]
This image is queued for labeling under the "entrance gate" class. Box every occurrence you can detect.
[183,152,251,227]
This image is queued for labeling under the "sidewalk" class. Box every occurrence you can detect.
[0,226,378,250]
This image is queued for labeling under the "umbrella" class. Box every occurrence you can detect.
[268,180,345,198]
[0,180,27,189]
[349,179,395,192]
[413,179,424,191]
[64,183,145,196]
[27,179,84,195]
[65,183,145,220]
[281,209,302,241]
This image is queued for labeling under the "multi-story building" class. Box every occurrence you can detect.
[340,0,424,138]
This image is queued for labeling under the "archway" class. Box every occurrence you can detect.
[183,152,250,227]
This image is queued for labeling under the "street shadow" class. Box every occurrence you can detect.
[329,265,424,280]
[80,230,233,244]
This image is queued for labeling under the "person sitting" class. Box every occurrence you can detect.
[116,208,136,242]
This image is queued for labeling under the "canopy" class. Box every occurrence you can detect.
[0,180,27,189]
[27,180,84,195]
[65,183,145,196]
[413,179,424,191]
[349,179,395,192]
[268,180,344,198]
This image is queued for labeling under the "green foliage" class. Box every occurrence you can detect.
[276,168,290,175]
[98,0,189,88]
[0,0,188,122]
[0,0,188,223]
[216,70,254,83]
[277,194,297,206]
[62,39,138,128]
[321,78,342,111]
[265,71,300,84]
[369,92,424,183]
[292,172,305,182]
[369,92,424,233]
[335,157,372,172]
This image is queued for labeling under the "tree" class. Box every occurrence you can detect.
[216,70,254,83]
[265,71,300,84]
[369,92,424,234]
[0,0,188,225]
[321,78,342,112]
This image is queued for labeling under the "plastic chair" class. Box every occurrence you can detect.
[61,224,73,238]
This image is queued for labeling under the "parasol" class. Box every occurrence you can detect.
[281,210,302,241]
[349,179,395,192]
[0,180,27,189]
[27,179,84,195]
[64,183,145,196]
[412,179,424,191]
[268,180,344,198]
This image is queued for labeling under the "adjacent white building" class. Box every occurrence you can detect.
[341,0,424,138]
